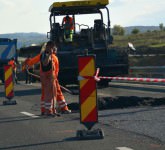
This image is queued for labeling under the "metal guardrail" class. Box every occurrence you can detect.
[130,66,165,69]
[129,66,165,78]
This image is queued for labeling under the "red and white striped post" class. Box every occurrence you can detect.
[76,56,104,139]
[3,65,17,105]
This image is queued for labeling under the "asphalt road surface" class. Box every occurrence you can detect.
[0,81,165,150]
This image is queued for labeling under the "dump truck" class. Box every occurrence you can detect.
[47,0,129,85]
[0,38,17,83]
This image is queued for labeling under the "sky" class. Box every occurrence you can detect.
[0,0,165,34]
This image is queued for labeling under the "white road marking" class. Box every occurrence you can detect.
[116,147,134,150]
[21,112,39,118]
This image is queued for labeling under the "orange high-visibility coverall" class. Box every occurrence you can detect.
[40,54,57,115]
[26,53,69,113]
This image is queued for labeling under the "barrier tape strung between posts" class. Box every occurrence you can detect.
[98,76,165,83]
[78,68,165,83]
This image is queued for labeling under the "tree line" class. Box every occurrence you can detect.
[112,23,165,36]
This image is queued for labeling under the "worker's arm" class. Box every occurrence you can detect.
[26,54,41,67]
[52,54,59,76]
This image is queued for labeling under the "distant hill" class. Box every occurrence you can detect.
[0,26,160,49]
[124,26,159,34]
[0,32,48,49]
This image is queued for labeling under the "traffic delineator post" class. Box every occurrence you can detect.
[77,55,104,139]
[3,65,17,105]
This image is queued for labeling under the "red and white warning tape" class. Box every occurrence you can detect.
[96,68,165,83]
[78,68,165,83]
[98,76,165,83]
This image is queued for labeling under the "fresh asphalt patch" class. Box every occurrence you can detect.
[67,82,165,111]
[68,96,165,111]
[97,96,165,110]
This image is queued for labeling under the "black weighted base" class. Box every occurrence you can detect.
[76,128,104,140]
[3,100,17,105]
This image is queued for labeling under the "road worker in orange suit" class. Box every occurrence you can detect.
[22,55,34,84]
[40,41,58,116]
[24,42,57,116]
[25,41,71,115]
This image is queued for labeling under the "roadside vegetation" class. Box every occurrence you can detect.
[111,23,165,66]
[112,24,165,53]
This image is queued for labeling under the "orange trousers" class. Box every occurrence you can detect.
[40,72,57,115]
[41,79,69,113]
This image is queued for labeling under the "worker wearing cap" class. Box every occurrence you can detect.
[62,15,74,42]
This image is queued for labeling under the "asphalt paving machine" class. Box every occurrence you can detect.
[47,0,129,85]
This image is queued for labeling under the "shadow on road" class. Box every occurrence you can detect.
[0,136,81,150]
[0,140,64,150]
[15,89,41,96]
[0,89,41,98]
[0,115,43,124]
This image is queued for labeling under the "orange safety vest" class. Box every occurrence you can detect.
[63,16,74,30]
[26,53,59,77]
